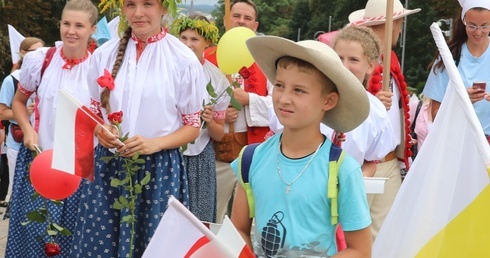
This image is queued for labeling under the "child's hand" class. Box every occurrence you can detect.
[375,90,393,111]
[201,105,215,123]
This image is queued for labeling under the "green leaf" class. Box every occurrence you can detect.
[131,153,140,160]
[113,200,124,210]
[181,144,188,152]
[100,156,114,163]
[206,80,218,97]
[226,86,234,96]
[141,172,151,186]
[134,159,145,164]
[230,98,243,111]
[47,229,58,236]
[134,184,142,194]
[52,223,64,231]
[230,81,241,89]
[26,211,46,223]
[111,178,123,187]
[121,215,132,223]
[119,196,129,205]
[59,227,72,236]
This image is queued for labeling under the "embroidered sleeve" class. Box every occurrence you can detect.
[182,111,201,128]
[90,98,103,119]
[17,82,35,97]
[213,110,226,120]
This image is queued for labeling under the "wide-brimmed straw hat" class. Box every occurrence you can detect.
[246,36,369,133]
[349,0,421,27]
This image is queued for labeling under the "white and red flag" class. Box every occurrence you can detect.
[142,196,255,258]
[372,23,490,258]
[52,89,104,181]
[8,24,25,65]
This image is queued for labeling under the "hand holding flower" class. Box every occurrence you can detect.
[116,135,162,158]
[201,105,215,124]
[95,124,120,149]
[232,87,250,106]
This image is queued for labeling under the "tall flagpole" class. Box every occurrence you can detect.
[382,0,394,91]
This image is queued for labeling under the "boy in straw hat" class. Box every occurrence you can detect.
[230,36,372,257]
[348,0,421,242]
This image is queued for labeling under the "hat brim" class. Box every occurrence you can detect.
[349,8,421,27]
[246,36,370,133]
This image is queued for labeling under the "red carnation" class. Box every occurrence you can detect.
[238,66,251,79]
[108,111,123,125]
[97,69,115,90]
[45,242,61,257]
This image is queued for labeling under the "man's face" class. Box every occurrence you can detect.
[392,18,404,46]
[228,2,259,31]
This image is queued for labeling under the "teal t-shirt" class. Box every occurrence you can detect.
[231,134,371,257]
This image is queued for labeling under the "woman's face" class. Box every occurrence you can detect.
[334,39,375,83]
[178,28,211,62]
[60,10,96,50]
[464,9,490,46]
[20,42,44,56]
[123,0,166,40]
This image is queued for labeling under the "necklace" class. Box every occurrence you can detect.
[277,141,322,194]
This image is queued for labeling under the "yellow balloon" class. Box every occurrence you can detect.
[217,27,256,74]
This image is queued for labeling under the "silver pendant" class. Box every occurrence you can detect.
[285,185,291,194]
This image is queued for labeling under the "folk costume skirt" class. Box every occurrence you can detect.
[6,144,82,258]
[184,141,217,223]
[71,145,190,257]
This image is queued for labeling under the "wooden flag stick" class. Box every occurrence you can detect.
[382,0,395,91]
[224,0,231,31]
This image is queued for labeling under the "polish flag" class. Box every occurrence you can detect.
[142,196,255,258]
[52,89,104,181]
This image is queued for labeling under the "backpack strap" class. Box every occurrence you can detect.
[237,143,260,218]
[11,75,19,93]
[327,143,345,225]
[33,47,56,132]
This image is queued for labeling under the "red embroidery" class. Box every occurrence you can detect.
[17,82,35,97]
[130,29,167,44]
[90,98,103,119]
[213,110,226,120]
[368,51,412,170]
[182,111,201,128]
[60,47,89,70]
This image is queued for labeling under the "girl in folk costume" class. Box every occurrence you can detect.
[0,37,44,219]
[7,0,98,257]
[171,15,229,223]
[424,0,490,140]
[348,0,421,241]
[71,0,206,257]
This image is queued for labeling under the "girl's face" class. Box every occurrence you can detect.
[334,39,375,83]
[273,65,337,131]
[179,28,211,62]
[123,0,166,40]
[60,10,96,50]
[464,9,490,46]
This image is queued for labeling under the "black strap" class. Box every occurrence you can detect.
[410,99,423,140]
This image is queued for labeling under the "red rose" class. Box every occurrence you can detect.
[238,66,251,79]
[45,242,61,257]
[107,111,123,125]
[97,69,115,90]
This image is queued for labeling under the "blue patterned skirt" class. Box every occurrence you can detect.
[184,141,217,222]
[6,144,82,258]
[71,145,189,257]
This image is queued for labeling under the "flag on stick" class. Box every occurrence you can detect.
[372,23,490,258]
[142,196,255,258]
[52,89,105,181]
[8,25,25,65]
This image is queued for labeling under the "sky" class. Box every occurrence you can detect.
[194,0,219,5]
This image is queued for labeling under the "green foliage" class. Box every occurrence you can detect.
[103,150,149,258]
[22,199,72,240]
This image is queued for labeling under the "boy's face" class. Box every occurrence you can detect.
[334,39,374,84]
[272,65,338,131]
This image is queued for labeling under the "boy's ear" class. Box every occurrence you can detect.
[323,91,339,112]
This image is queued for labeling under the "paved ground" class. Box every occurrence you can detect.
[0,207,8,258]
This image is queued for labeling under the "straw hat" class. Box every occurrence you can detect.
[348,0,421,27]
[246,36,369,133]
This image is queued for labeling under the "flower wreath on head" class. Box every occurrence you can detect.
[98,0,182,34]
[170,16,220,44]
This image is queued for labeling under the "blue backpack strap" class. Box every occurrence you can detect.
[328,143,345,225]
[238,143,260,218]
